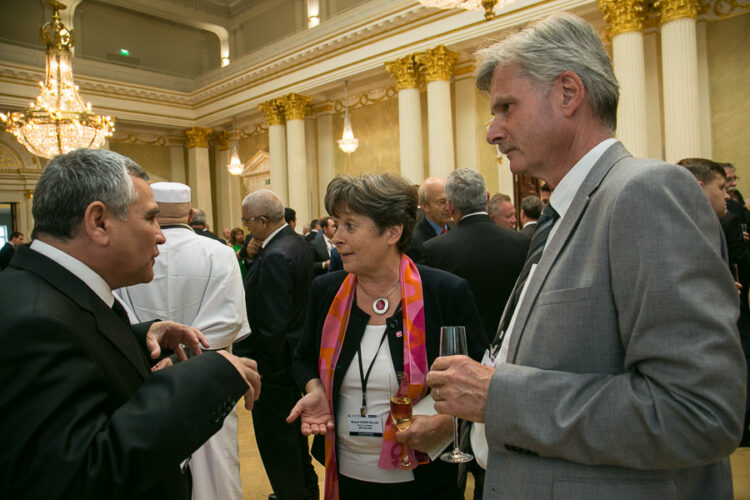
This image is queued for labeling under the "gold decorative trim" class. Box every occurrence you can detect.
[599,0,649,35]
[280,93,312,121]
[258,98,286,126]
[24,189,33,199]
[332,86,399,113]
[215,131,230,150]
[385,55,422,90]
[239,123,268,138]
[414,45,459,83]
[705,0,750,16]
[656,0,701,22]
[110,133,167,146]
[185,127,212,148]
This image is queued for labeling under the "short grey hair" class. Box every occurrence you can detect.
[325,173,417,253]
[445,168,487,214]
[475,13,619,131]
[520,195,543,219]
[32,148,148,240]
[190,209,207,227]
[242,189,285,223]
[488,193,512,218]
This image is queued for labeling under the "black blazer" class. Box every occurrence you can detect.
[0,246,248,499]
[292,265,486,494]
[235,225,313,382]
[406,217,443,263]
[308,234,330,276]
[423,214,530,339]
[0,242,14,270]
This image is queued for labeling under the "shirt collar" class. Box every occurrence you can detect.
[459,211,487,223]
[425,216,446,236]
[549,138,618,219]
[262,223,288,248]
[31,239,115,307]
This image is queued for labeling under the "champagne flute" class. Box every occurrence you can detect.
[389,371,412,468]
[439,326,474,463]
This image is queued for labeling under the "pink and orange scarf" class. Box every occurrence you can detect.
[318,254,429,499]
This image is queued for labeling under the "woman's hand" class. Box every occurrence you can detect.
[394,414,453,453]
[286,380,334,435]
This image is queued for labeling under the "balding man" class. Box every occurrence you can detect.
[0,149,260,499]
[115,182,250,500]
[428,14,744,498]
[234,190,318,500]
[407,177,452,262]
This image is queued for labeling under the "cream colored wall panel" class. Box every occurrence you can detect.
[643,33,664,161]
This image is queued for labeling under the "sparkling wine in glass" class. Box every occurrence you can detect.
[389,371,412,468]
[439,326,474,463]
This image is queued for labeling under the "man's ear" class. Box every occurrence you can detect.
[83,201,111,246]
[187,207,194,224]
[558,70,585,118]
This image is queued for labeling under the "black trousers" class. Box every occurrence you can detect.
[339,473,460,500]
[252,379,319,500]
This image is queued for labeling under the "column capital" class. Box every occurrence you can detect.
[655,0,700,23]
[598,0,649,36]
[24,189,34,200]
[385,54,422,90]
[259,98,286,126]
[215,131,231,151]
[281,93,312,121]
[185,127,212,148]
[414,46,459,83]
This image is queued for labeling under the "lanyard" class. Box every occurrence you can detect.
[357,329,389,417]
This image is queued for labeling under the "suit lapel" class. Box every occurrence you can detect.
[12,247,150,379]
[505,142,631,362]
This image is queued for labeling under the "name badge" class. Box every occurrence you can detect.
[481,348,496,367]
[346,413,383,437]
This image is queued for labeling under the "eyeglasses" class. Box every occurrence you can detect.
[727,176,739,182]
[241,215,267,224]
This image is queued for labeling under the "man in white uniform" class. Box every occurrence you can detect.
[116,182,250,500]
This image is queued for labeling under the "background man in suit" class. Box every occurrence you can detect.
[0,231,23,270]
[539,183,552,206]
[407,176,452,262]
[190,208,225,244]
[285,207,297,232]
[519,195,542,237]
[304,218,321,243]
[115,182,251,500]
[309,216,336,275]
[488,193,516,229]
[0,148,260,499]
[233,190,318,500]
[427,14,746,499]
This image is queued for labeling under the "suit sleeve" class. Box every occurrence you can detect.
[485,165,747,469]
[0,316,248,499]
[292,276,328,389]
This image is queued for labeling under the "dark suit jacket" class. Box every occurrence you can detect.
[308,234,331,276]
[423,214,530,339]
[406,217,443,263]
[293,265,486,495]
[0,242,15,270]
[304,230,319,243]
[235,225,313,383]
[520,221,537,237]
[0,246,248,499]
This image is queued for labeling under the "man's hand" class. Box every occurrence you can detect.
[145,321,209,366]
[246,238,262,260]
[286,379,334,435]
[426,355,494,423]
[218,351,261,410]
[394,414,452,453]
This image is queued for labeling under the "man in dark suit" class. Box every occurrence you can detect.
[0,231,23,270]
[234,190,318,500]
[407,177,452,262]
[309,216,336,276]
[519,195,543,237]
[304,218,321,243]
[190,208,226,244]
[0,148,261,499]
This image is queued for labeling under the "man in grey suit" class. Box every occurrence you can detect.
[427,13,746,500]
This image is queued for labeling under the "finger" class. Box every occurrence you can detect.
[300,423,312,436]
[146,335,160,360]
[152,357,173,371]
[173,344,187,362]
[244,393,253,411]
[286,403,303,423]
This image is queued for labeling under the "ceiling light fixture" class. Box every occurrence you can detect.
[227,118,243,175]
[337,81,358,154]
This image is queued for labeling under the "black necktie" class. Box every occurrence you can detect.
[111,299,131,327]
[494,203,560,345]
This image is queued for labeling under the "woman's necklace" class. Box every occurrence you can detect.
[358,281,400,315]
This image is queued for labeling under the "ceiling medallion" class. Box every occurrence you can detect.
[0,1,114,159]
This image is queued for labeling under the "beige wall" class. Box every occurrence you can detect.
[109,143,172,181]
[707,13,750,195]
[238,132,270,197]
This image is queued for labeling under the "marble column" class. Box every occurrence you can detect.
[385,54,424,183]
[415,45,459,180]
[259,98,288,204]
[167,137,186,183]
[281,93,313,230]
[599,0,649,158]
[658,0,702,162]
[214,131,244,232]
[453,70,480,170]
[184,127,214,227]
[316,108,336,214]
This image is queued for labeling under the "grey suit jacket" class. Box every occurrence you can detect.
[484,142,746,500]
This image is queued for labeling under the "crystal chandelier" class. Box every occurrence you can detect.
[337,81,359,154]
[0,1,114,159]
[416,0,500,20]
[226,118,243,175]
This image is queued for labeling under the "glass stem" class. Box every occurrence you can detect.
[452,416,460,452]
